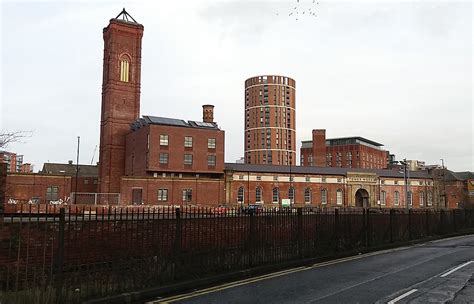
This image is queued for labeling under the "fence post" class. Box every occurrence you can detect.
[94,193,98,205]
[452,209,456,232]
[55,208,65,303]
[439,209,444,235]
[389,209,394,243]
[425,209,429,237]
[408,209,412,240]
[297,208,304,258]
[174,208,182,265]
[249,212,255,267]
[362,209,367,247]
[334,208,339,252]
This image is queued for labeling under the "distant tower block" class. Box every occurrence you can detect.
[98,9,144,193]
[202,104,214,123]
[244,75,296,165]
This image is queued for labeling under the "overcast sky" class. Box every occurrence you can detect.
[1,0,472,172]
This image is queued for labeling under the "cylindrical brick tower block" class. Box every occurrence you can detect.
[244,75,296,165]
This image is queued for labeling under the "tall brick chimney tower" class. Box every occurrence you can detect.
[312,129,326,167]
[98,9,144,193]
[202,104,214,123]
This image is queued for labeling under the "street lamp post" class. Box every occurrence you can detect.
[289,153,293,205]
[398,159,409,210]
[74,136,80,204]
[440,158,446,208]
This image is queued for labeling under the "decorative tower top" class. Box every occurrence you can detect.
[114,8,138,24]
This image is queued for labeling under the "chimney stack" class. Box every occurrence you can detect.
[202,104,214,123]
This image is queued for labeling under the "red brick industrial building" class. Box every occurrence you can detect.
[301,129,392,169]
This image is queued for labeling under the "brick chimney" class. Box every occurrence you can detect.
[202,104,214,123]
[312,129,326,167]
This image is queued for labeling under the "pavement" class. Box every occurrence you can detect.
[451,274,474,304]
[149,234,474,304]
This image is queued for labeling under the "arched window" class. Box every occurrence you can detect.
[381,190,386,206]
[289,187,295,204]
[394,191,400,206]
[272,187,279,204]
[256,187,262,203]
[304,188,312,204]
[237,187,244,203]
[407,191,413,206]
[419,191,424,206]
[120,56,130,82]
[427,192,433,206]
[321,189,327,205]
[336,189,343,205]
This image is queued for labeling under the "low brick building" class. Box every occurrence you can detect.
[224,163,434,209]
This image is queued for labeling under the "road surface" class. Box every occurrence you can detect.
[150,234,474,303]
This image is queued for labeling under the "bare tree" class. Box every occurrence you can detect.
[0,130,33,149]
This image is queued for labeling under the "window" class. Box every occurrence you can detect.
[427,192,433,206]
[208,155,216,166]
[272,188,279,203]
[321,177,326,183]
[120,59,129,82]
[184,136,193,147]
[208,138,216,149]
[305,176,310,182]
[304,188,312,204]
[239,175,244,180]
[394,191,400,206]
[256,176,262,181]
[184,154,193,165]
[289,187,295,203]
[182,189,192,202]
[84,179,89,185]
[256,187,263,202]
[381,191,386,206]
[46,186,59,201]
[420,191,424,206]
[160,134,169,146]
[321,189,327,205]
[408,191,413,206]
[336,189,343,205]
[159,153,168,164]
[273,175,278,181]
[158,189,168,201]
[238,187,244,203]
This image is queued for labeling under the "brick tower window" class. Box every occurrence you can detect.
[120,58,130,82]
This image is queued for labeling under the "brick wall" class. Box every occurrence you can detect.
[120,176,225,205]
[126,123,225,176]
[6,174,72,202]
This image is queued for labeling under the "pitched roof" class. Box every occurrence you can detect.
[40,163,98,177]
[444,170,474,181]
[130,116,220,131]
[224,163,432,179]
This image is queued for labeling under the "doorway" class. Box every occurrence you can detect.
[355,188,369,208]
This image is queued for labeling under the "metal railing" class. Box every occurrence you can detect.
[0,206,473,303]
